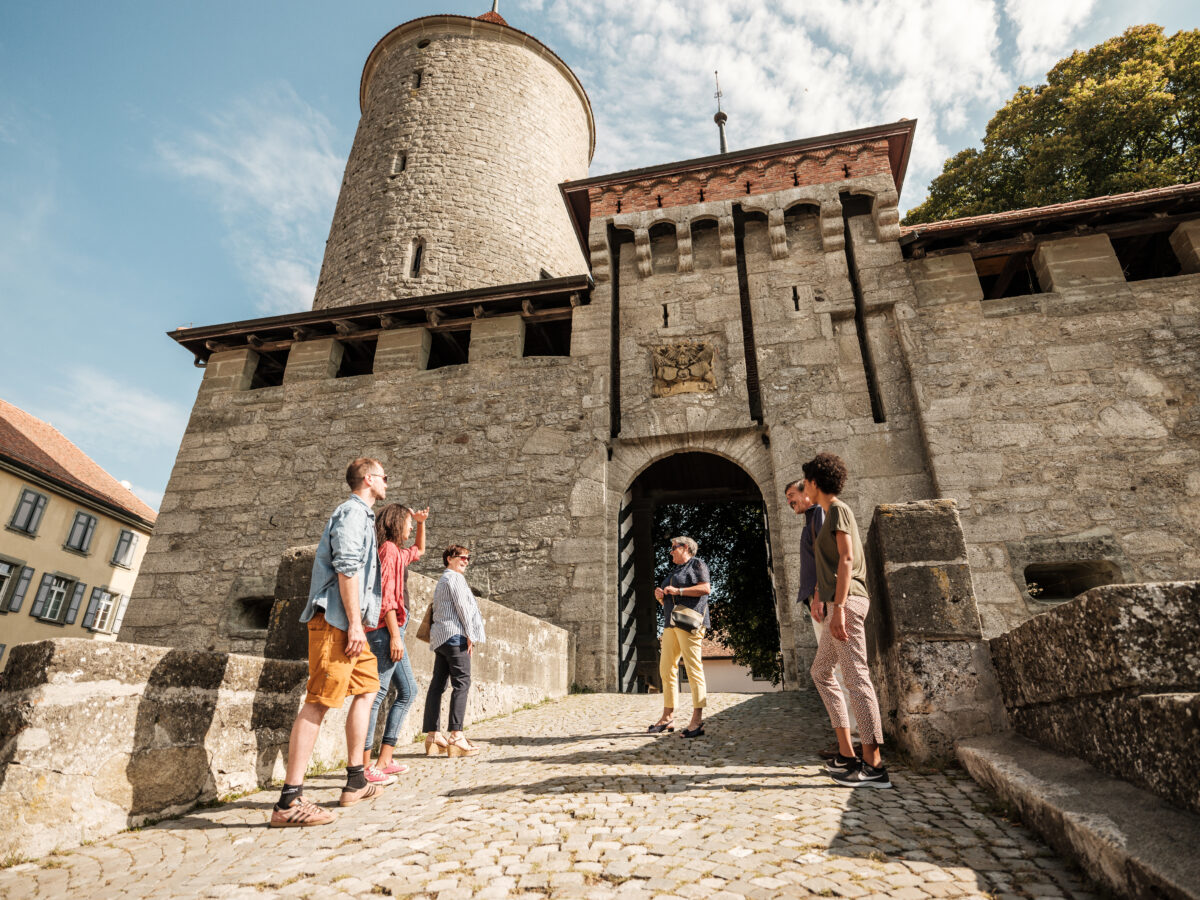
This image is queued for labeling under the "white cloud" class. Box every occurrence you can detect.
[515,0,1106,212]
[128,484,165,511]
[43,366,189,456]
[157,82,343,314]
[1004,0,1096,77]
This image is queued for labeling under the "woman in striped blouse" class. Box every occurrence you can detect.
[421,544,487,758]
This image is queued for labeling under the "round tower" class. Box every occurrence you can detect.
[312,10,595,310]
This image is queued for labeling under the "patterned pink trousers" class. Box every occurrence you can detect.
[810,594,885,745]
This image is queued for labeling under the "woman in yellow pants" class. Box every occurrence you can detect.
[648,536,711,738]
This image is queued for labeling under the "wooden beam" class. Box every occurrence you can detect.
[426,309,443,328]
[985,252,1028,300]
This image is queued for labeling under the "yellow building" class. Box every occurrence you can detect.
[0,400,155,665]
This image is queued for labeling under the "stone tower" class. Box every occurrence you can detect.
[313,11,595,309]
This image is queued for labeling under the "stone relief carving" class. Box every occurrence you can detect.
[650,340,717,397]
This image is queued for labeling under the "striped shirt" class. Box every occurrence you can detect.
[429,568,486,651]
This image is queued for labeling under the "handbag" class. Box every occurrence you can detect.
[414,604,433,643]
[669,603,703,633]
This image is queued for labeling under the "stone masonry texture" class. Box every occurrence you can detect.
[0,575,568,861]
[987,581,1200,815]
[123,11,1200,692]
[312,15,592,308]
[0,692,1110,900]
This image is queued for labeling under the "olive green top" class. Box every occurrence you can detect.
[813,499,869,603]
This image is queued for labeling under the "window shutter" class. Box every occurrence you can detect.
[127,532,140,563]
[30,494,47,532]
[29,573,53,618]
[111,594,131,635]
[64,582,87,625]
[82,516,96,552]
[7,567,33,612]
[82,587,103,629]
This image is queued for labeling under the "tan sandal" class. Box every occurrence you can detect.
[424,734,449,756]
[447,737,479,758]
[339,782,384,807]
[269,798,337,827]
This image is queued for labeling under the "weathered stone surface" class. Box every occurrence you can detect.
[989,581,1200,812]
[0,692,1108,900]
[865,500,1005,765]
[959,733,1200,900]
[0,578,570,861]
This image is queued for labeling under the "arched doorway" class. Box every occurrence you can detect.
[616,452,780,693]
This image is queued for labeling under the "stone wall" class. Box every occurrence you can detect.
[988,580,1200,814]
[0,573,569,861]
[313,15,592,309]
[901,244,1200,637]
[864,499,1006,764]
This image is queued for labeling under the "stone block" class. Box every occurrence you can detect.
[201,348,258,393]
[264,545,317,660]
[283,337,343,383]
[375,327,431,371]
[469,314,526,361]
[1033,234,1126,292]
[989,581,1200,708]
[909,253,982,308]
[1168,219,1200,274]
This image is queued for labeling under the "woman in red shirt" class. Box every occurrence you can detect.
[364,503,428,780]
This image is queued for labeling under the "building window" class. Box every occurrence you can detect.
[83,587,127,633]
[392,151,407,175]
[0,563,33,612]
[413,69,424,89]
[31,574,85,624]
[65,511,98,553]
[9,488,48,535]
[112,529,139,568]
[410,238,425,278]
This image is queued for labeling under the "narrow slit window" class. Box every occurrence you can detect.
[662,304,669,328]
[410,239,425,278]
[792,286,800,312]
[413,69,424,89]
[392,151,407,175]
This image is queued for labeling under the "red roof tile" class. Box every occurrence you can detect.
[0,399,156,527]
[701,636,734,659]
[477,10,507,25]
[902,181,1200,238]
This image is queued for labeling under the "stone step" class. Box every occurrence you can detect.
[958,732,1200,900]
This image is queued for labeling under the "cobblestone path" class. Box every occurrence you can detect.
[2,692,1098,900]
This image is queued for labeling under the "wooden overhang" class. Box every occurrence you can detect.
[559,119,918,259]
[901,181,1200,260]
[168,274,593,367]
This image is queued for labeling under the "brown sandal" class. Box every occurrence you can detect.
[339,782,384,807]
[269,798,337,828]
[447,737,480,758]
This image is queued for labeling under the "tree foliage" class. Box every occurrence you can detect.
[652,500,782,685]
[904,25,1200,225]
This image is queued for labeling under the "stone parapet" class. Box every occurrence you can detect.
[282,337,343,382]
[469,314,525,361]
[1032,233,1126,292]
[200,348,258,393]
[1169,219,1200,274]
[909,253,983,308]
[865,499,1006,765]
[0,571,570,860]
[988,580,1200,813]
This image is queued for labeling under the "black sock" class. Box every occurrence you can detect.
[275,783,303,811]
[345,764,367,791]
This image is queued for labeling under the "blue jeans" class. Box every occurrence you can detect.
[365,625,417,751]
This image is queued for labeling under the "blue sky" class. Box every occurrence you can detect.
[1,1,1193,510]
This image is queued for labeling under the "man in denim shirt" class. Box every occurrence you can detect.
[272,457,390,827]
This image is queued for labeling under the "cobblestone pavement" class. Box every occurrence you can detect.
[2,691,1099,900]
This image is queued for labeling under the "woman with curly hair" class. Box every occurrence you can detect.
[803,452,891,789]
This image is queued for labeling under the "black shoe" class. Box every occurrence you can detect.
[646,722,675,734]
[830,761,892,789]
[824,753,859,774]
[680,725,705,738]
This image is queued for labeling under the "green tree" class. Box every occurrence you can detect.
[653,500,782,684]
[904,25,1200,225]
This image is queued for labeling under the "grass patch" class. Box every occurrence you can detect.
[569,683,597,694]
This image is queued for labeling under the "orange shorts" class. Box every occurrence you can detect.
[305,613,380,708]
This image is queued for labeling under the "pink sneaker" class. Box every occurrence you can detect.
[378,762,409,776]
[365,766,397,785]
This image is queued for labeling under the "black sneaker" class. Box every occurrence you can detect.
[830,761,892,788]
[824,753,859,774]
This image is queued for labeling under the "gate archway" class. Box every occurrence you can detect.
[616,451,779,693]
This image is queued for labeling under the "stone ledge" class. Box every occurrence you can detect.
[958,733,1200,900]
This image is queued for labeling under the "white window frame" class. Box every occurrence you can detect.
[91,589,118,632]
[42,576,73,621]
[112,529,138,568]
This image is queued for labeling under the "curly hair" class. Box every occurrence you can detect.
[801,452,848,495]
[375,503,413,548]
[443,544,469,566]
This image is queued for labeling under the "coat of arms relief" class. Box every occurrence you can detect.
[650,340,717,397]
